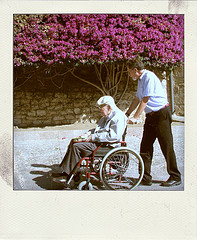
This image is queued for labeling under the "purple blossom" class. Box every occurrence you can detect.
[14,14,184,68]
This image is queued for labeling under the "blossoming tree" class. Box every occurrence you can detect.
[14,14,184,101]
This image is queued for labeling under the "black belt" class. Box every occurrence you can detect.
[147,104,169,116]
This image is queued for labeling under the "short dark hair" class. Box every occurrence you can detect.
[126,56,144,70]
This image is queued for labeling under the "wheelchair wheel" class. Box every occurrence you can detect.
[78,181,93,191]
[100,147,144,190]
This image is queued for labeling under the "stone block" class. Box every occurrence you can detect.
[14,92,25,98]
[39,104,49,109]
[59,111,66,115]
[65,109,74,114]
[22,120,33,125]
[45,92,53,98]
[65,115,75,120]
[26,94,33,100]
[63,103,73,109]
[14,114,25,119]
[14,100,20,106]
[34,92,43,98]
[27,111,36,117]
[54,105,63,110]
[17,123,29,128]
[33,120,43,125]
[82,108,91,114]
[14,119,21,125]
[20,99,30,105]
[51,99,58,104]
[36,110,46,116]
[54,92,64,98]
[43,120,53,125]
[50,111,57,115]
[53,116,65,121]
[26,117,36,121]
[52,120,62,125]
[69,92,82,99]
[74,108,81,115]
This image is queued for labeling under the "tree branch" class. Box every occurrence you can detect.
[94,64,108,94]
[71,68,105,95]
[50,78,62,89]
[42,67,72,79]
[14,74,33,89]
[116,72,129,105]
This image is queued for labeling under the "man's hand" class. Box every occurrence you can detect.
[127,117,137,124]
[85,135,92,142]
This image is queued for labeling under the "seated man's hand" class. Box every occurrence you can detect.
[85,135,92,142]
[127,117,137,124]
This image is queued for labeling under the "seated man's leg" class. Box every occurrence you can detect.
[59,141,98,176]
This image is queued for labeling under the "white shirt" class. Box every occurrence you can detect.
[91,107,127,147]
[136,69,168,113]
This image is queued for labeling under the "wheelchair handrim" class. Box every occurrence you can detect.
[99,146,144,191]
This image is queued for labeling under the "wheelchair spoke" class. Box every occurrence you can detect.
[100,148,144,190]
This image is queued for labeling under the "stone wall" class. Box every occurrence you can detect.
[151,65,184,116]
[13,66,184,128]
[14,88,101,127]
[172,65,184,116]
[14,75,137,128]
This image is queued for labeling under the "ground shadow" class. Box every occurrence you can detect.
[30,164,65,190]
[30,164,165,191]
[30,163,106,190]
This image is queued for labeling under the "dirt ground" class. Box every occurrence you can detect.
[13,122,184,191]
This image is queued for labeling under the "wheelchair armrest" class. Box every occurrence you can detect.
[99,141,126,147]
[99,142,117,146]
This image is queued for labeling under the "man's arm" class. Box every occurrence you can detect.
[90,113,127,143]
[128,96,150,124]
[126,96,140,117]
[85,134,92,142]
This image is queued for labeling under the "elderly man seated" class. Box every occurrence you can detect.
[52,95,127,183]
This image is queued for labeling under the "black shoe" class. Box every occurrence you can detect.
[52,172,69,183]
[51,172,68,178]
[53,176,68,183]
[140,179,152,186]
[73,172,82,183]
[160,178,181,187]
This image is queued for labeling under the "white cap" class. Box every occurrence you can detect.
[97,95,116,109]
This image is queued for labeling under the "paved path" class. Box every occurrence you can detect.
[14,122,184,191]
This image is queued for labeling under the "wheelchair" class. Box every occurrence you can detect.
[65,129,144,191]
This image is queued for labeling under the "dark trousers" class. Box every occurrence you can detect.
[59,141,98,175]
[140,106,181,182]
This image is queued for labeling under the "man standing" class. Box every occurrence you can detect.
[126,56,181,187]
